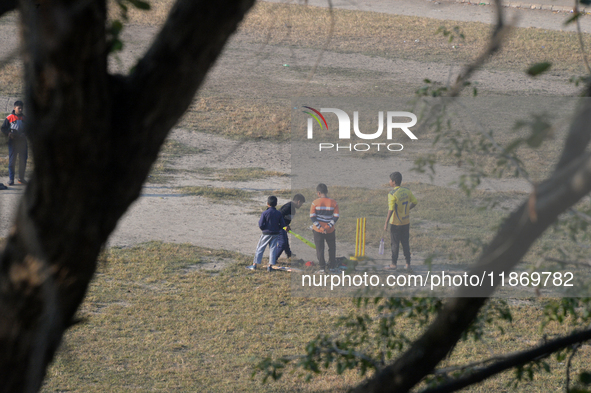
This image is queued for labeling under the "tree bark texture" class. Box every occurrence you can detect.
[0,0,255,391]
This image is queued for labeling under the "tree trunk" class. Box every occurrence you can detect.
[0,0,255,391]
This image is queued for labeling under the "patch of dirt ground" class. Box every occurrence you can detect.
[0,0,580,265]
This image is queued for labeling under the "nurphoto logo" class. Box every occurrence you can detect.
[302,106,418,152]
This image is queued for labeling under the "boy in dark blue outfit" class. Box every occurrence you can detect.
[247,196,286,272]
[275,194,306,260]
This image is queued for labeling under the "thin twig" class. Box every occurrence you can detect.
[420,328,591,393]
[569,208,591,224]
[574,2,591,75]
[330,341,382,371]
[276,340,381,371]
[453,100,530,181]
[565,343,580,393]
[296,0,335,96]
[544,257,591,268]
[449,0,514,97]
[433,355,507,375]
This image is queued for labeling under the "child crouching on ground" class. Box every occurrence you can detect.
[247,196,286,272]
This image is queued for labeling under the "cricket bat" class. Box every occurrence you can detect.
[286,229,316,249]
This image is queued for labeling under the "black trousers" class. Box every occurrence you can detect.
[8,138,27,182]
[313,230,336,269]
[390,223,411,266]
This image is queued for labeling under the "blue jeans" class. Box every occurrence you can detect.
[274,228,291,260]
[253,233,279,265]
[8,138,28,182]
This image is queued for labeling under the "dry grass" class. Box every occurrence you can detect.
[242,2,590,74]
[180,96,291,141]
[109,0,590,75]
[178,185,255,202]
[2,4,589,391]
[149,2,590,147]
[41,242,361,392]
[193,167,288,182]
[286,184,584,269]
[38,242,591,392]
[0,63,23,97]
[107,0,173,26]
[5,2,587,147]
[148,138,206,183]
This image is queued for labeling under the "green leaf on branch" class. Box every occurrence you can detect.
[111,39,124,53]
[527,62,552,77]
[128,0,151,10]
[564,11,583,26]
[580,371,591,385]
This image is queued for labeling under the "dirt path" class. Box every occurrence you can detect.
[0,125,530,262]
[0,1,581,263]
[265,0,591,32]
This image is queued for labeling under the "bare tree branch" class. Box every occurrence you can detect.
[352,147,591,392]
[449,0,511,97]
[128,0,256,153]
[565,343,580,393]
[350,5,591,390]
[545,257,591,268]
[419,329,591,393]
[295,0,334,96]
[574,2,591,75]
[555,99,591,170]
[432,355,508,376]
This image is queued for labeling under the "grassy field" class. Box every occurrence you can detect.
[114,1,591,74]
[102,0,591,146]
[241,2,591,74]
[4,2,591,391]
[1,2,583,180]
[283,184,585,269]
[178,186,256,203]
[41,242,361,392]
[189,167,288,182]
[39,242,591,392]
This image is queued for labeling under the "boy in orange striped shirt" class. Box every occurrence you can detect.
[310,183,339,274]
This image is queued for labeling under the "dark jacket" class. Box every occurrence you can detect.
[1,111,26,142]
[258,206,286,235]
[279,201,297,226]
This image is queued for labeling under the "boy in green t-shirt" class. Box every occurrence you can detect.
[383,172,417,270]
